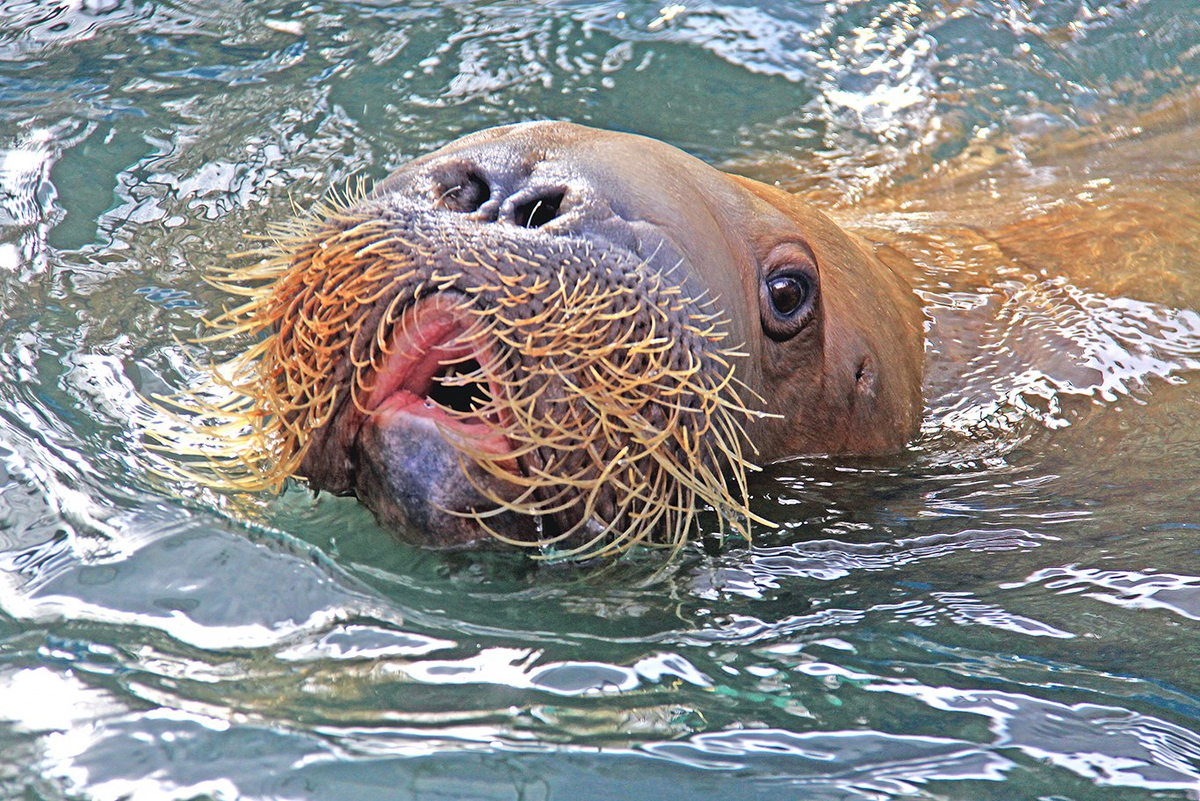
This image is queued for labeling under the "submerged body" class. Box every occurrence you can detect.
[198,122,924,556]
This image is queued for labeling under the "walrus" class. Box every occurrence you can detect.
[185,121,924,559]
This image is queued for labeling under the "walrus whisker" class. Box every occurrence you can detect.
[151,151,783,559]
[468,481,601,547]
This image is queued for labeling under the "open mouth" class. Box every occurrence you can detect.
[329,293,539,548]
[361,295,513,459]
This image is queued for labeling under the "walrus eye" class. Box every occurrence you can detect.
[768,275,808,316]
[760,242,819,341]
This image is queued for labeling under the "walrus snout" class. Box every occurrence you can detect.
[278,154,759,554]
[374,124,706,284]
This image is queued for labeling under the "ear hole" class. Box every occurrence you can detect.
[855,356,873,385]
[855,356,876,398]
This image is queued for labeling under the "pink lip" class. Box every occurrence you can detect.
[361,296,514,459]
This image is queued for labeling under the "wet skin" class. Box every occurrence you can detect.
[280,122,924,550]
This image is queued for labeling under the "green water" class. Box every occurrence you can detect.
[1,1,1199,799]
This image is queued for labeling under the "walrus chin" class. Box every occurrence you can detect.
[164,121,923,560]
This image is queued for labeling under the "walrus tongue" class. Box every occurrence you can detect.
[351,298,532,547]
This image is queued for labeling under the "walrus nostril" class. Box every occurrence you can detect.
[436,171,491,213]
[513,191,564,228]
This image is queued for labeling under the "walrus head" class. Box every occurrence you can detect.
[189,122,922,559]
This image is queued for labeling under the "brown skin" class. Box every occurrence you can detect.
[718,174,924,458]
[290,121,925,548]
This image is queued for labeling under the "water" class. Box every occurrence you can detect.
[1,1,1198,798]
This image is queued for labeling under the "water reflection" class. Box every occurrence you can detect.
[0,130,56,283]
[872,676,1200,793]
[1007,566,1200,622]
[14,667,1198,798]
[0,508,402,650]
[925,277,1200,438]
[647,729,1015,794]
[699,528,1054,595]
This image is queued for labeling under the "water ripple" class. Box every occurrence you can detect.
[874,677,1200,794]
[644,729,1013,793]
[1005,566,1200,622]
[389,647,709,698]
[696,528,1053,598]
[932,279,1200,435]
[0,507,406,651]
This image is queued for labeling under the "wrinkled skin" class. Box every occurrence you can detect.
[286,121,924,550]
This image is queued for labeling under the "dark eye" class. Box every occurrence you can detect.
[759,243,819,342]
[768,274,808,317]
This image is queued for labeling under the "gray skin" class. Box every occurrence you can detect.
[296,121,925,548]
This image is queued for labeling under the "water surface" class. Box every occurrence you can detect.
[1,1,1198,799]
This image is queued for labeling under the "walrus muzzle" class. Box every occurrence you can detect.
[196,141,761,560]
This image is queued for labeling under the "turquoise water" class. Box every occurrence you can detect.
[1,1,1199,799]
